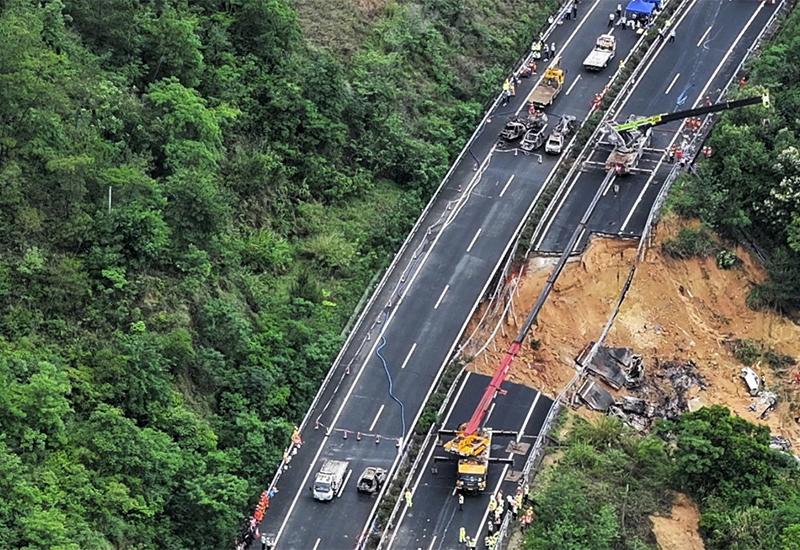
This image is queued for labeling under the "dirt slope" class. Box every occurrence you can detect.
[650,493,704,550]
[465,216,800,444]
[464,236,638,396]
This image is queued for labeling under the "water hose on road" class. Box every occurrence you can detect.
[376,336,407,439]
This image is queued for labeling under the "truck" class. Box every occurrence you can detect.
[545,115,577,154]
[528,66,565,108]
[454,429,491,494]
[312,459,350,501]
[603,94,770,175]
[583,34,616,71]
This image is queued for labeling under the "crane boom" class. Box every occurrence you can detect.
[612,93,769,133]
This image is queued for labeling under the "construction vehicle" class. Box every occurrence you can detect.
[545,115,577,154]
[603,92,769,175]
[356,467,387,494]
[312,459,350,501]
[583,34,616,71]
[528,64,566,108]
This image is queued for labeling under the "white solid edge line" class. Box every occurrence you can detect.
[311,538,321,550]
[399,343,417,370]
[385,372,473,550]
[536,0,704,248]
[369,404,385,432]
[466,228,483,253]
[386,4,770,548]
[620,1,766,232]
[665,72,681,95]
[272,94,497,547]
[472,391,541,541]
[273,0,650,545]
[373,27,585,539]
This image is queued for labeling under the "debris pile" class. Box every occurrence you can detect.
[579,344,644,389]
[738,367,779,419]
[612,359,707,431]
[575,347,707,432]
[465,219,800,446]
[770,436,792,452]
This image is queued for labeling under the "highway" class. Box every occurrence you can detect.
[251,1,641,548]
[536,0,778,253]
[381,1,779,549]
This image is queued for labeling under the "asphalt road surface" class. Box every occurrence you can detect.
[382,1,778,548]
[536,0,778,253]
[384,374,551,550]
[251,1,642,548]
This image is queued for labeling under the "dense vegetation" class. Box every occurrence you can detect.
[524,407,800,550]
[0,0,556,547]
[669,5,800,314]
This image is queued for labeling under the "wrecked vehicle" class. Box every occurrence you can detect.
[740,367,761,396]
[356,467,387,494]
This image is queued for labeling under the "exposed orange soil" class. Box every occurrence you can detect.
[650,493,705,550]
[464,216,800,445]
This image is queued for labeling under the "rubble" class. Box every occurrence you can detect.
[580,345,644,389]
[582,356,707,432]
[577,379,615,411]
[750,390,778,419]
[619,396,650,416]
[770,435,792,452]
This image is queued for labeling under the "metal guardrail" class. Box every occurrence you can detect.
[374,1,695,547]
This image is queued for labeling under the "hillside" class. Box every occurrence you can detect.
[0,0,556,548]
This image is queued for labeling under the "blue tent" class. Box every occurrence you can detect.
[626,0,655,16]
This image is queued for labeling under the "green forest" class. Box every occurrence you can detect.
[525,407,800,550]
[670,2,800,315]
[0,0,559,548]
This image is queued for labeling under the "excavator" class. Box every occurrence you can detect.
[602,92,769,175]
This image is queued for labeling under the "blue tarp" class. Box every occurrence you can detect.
[626,0,655,16]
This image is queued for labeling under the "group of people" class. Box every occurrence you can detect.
[481,483,533,548]
[609,2,667,37]
[531,39,559,63]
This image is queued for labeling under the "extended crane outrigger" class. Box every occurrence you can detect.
[602,92,769,175]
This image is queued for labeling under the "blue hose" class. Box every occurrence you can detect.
[376,336,407,439]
